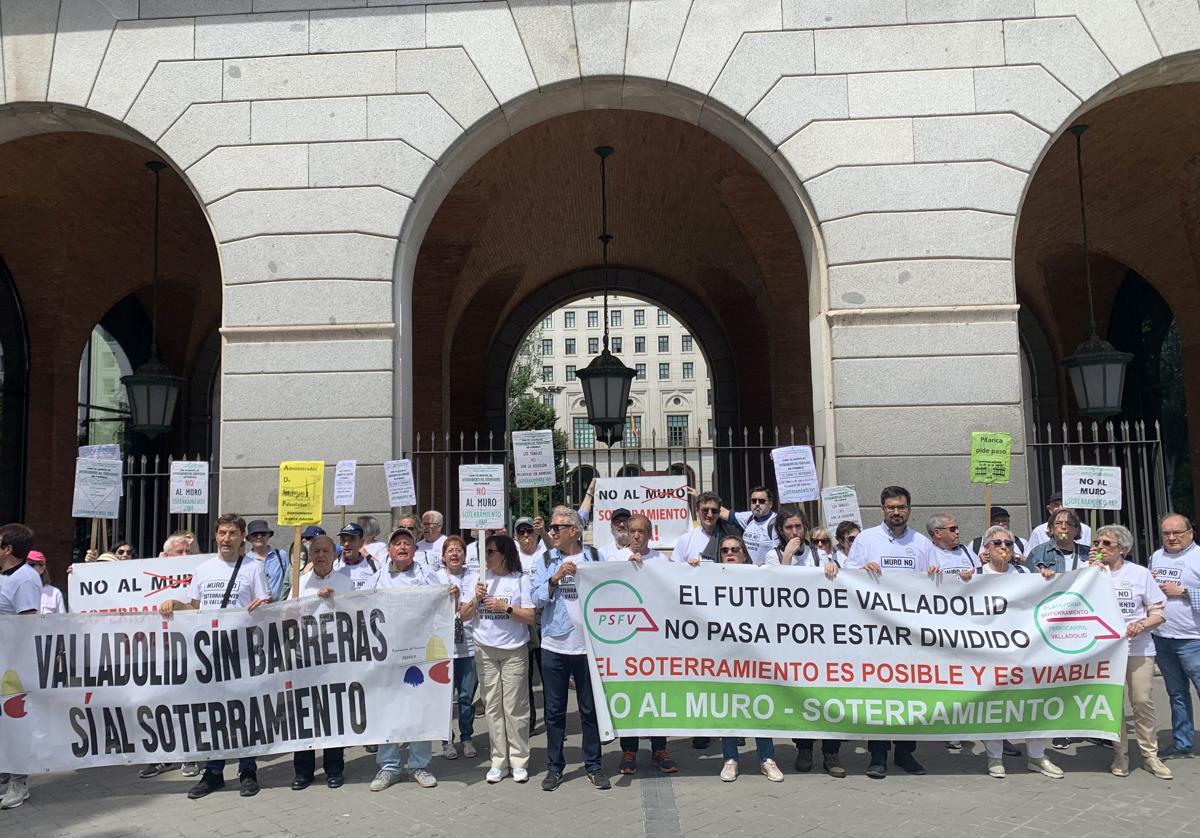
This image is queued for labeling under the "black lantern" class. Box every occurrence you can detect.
[578,146,635,446]
[1059,126,1131,421]
[123,161,184,438]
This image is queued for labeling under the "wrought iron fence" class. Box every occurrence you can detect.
[1027,420,1169,561]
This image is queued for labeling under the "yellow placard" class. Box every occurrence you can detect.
[969,432,1012,484]
[277,461,325,525]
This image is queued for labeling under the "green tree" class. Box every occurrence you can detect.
[507,329,569,519]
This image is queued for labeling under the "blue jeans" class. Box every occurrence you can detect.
[1153,634,1200,751]
[542,649,601,774]
[204,757,256,778]
[722,737,775,762]
[377,740,431,773]
[448,655,478,742]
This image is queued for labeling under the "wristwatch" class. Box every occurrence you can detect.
[505,605,513,615]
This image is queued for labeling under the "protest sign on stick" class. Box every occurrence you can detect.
[593,477,690,549]
[970,432,1012,524]
[770,446,820,503]
[278,461,325,599]
[69,555,209,613]
[334,459,356,527]
[384,459,417,509]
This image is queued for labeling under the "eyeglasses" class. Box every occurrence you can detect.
[250,533,269,539]
[1094,538,1119,548]
[935,526,959,533]
[421,522,438,529]
[516,527,534,534]
[883,505,909,513]
[989,539,1015,548]
[485,547,503,555]
[116,547,134,554]
[1162,529,1191,537]
[699,507,720,516]
[846,535,858,543]
[750,498,769,505]
[548,524,574,533]
[719,546,743,554]
[812,538,831,545]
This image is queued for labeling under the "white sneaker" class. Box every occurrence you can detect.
[760,759,783,782]
[1144,756,1174,780]
[1027,757,1064,779]
[410,768,438,788]
[513,768,529,783]
[442,741,458,760]
[463,740,477,758]
[720,759,738,782]
[181,762,200,777]
[486,767,504,783]
[987,758,1006,778]
[0,778,29,809]
[369,768,402,792]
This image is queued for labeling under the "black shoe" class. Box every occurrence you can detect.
[794,748,813,773]
[1052,738,1072,749]
[541,770,562,791]
[1162,748,1195,760]
[364,744,378,754]
[823,754,847,778]
[895,753,926,775]
[290,775,312,791]
[1086,737,1113,749]
[866,762,887,779]
[588,770,611,790]
[692,737,710,749]
[139,762,179,778]
[1002,741,1021,757]
[239,773,260,797]
[326,775,344,788]
[187,772,224,799]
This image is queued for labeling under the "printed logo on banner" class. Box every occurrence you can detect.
[1034,591,1121,655]
[584,580,660,645]
[0,670,27,719]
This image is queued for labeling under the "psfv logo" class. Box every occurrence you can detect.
[584,580,659,645]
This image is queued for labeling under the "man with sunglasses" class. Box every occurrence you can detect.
[927,513,978,578]
[722,486,777,565]
[245,519,291,602]
[416,510,447,556]
[1150,514,1200,759]
[672,491,741,565]
[843,486,932,778]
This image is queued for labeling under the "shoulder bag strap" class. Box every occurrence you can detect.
[220,555,246,609]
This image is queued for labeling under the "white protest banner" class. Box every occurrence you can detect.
[0,588,453,772]
[71,458,122,519]
[69,555,209,613]
[1062,465,1123,511]
[383,459,416,508]
[771,445,820,503]
[334,459,357,507]
[168,461,209,515]
[579,562,1126,741]
[459,464,505,530]
[79,444,122,497]
[593,477,690,549]
[820,485,862,529]
[512,430,556,489]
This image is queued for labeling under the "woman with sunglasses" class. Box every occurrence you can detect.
[833,521,861,565]
[809,527,834,563]
[716,535,784,783]
[974,526,1065,779]
[471,535,536,783]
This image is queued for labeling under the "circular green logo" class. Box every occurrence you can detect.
[583,579,658,644]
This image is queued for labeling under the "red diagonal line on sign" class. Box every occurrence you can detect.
[1045,614,1121,640]
[142,571,193,598]
[594,606,659,631]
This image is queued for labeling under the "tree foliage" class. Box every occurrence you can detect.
[507,328,570,518]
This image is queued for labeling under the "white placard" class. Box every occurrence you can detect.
[821,485,862,529]
[383,459,417,508]
[771,445,820,503]
[1062,465,1123,511]
[79,444,123,496]
[334,459,357,507]
[592,477,691,550]
[169,461,209,515]
[459,464,505,530]
[71,458,122,519]
[512,430,556,488]
[68,554,209,612]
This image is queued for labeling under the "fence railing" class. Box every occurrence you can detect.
[1027,420,1169,560]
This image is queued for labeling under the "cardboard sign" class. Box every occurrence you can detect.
[459,464,505,530]
[68,554,209,613]
[277,461,325,526]
[592,477,691,549]
[821,485,862,529]
[970,432,1012,484]
[384,459,417,508]
[334,459,357,507]
[771,445,820,503]
[169,461,209,515]
[1062,465,1123,511]
[72,458,122,519]
[512,429,556,488]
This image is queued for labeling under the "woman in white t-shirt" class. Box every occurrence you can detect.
[435,536,478,761]
[1091,525,1172,780]
[26,551,65,614]
[809,527,834,564]
[832,521,861,566]
[469,535,535,784]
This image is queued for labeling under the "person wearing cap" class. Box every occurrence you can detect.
[397,513,439,577]
[0,523,40,810]
[25,551,64,614]
[1027,492,1091,550]
[598,508,632,562]
[969,507,1026,561]
[246,519,291,602]
[336,522,369,569]
[417,510,447,556]
[369,526,438,792]
[338,523,380,591]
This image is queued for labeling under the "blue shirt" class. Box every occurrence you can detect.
[532,545,601,642]
[255,549,291,602]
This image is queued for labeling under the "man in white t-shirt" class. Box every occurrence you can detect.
[1150,514,1200,758]
[722,485,777,565]
[598,508,632,562]
[339,524,381,590]
[0,523,41,810]
[159,514,271,800]
[396,514,439,576]
[416,509,447,556]
[1027,492,1091,550]
[292,536,352,790]
[926,513,978,577]
[673,491,740,564]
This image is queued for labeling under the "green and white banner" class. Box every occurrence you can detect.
[578,563,1127,741]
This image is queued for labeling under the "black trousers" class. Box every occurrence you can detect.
[867,740,915,760]
[792,738,841,754]
[293,748,345,779]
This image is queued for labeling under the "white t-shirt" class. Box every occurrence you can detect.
[541,547,601,655]
[364,541,388,562]
[340,555,380,590]
[981,562,1025,575]
[371,560,435,589]
[1151,543,1200,639]
[40,584,66,615]
[733,511,777,564]
[762,545,824,567]
[599,543,625,562]
[298,567,353,598]
[844,523,933,573]
[436,567,478,658]
[610,547,666,562]
[1028,521,1091,550]
[414,548,443,578]
[931,545,978,573]
[417,535,446,556]
[1106,560,1166,657]
[473,572,531,651]
[671,526,716,563]
[0,563,42,614]
[187,555,269,610]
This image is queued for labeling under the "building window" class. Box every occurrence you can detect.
[565,365,576,381]
[682,362,694,380]
[542,365,553,383]
[658,362,669,380]
[565,311,576,328]
[682,334,693,352]
[587,310,599,328]
[657,308,669,326]
[542,315,553,329]
[624,415,642,448]
[658,336,669,353]
[636,363,646,380]
[635,336,645,353]
[667,414,689,447]
[573,417,595,447]
[611,310,622,327]
[611,337,622,353]
[565,338,576,355]
[634,309,645,326]
[542,393,554,407]
[588,337,599,354]
[541,339,553,356]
